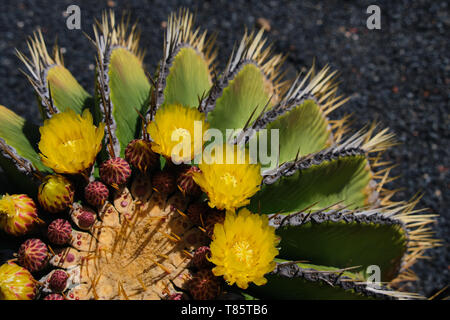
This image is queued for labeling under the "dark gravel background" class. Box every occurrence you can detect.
[0,0,448,297]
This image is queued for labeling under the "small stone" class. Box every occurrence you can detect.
[437,165,448,173]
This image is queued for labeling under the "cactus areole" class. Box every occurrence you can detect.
[0,9,438,300]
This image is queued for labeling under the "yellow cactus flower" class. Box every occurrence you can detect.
[38,175,74,213]
[192,144,262,212]
[147,104,209,164]
[209,208,279,289]
[0,261,37,300]
[0,194,39,236]
[38,109,105,174]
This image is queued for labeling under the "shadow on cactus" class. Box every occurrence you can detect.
[0,9,439,300]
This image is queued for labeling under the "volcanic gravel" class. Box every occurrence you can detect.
[0,0,448,297]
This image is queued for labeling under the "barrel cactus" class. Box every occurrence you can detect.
[0,9,439,300]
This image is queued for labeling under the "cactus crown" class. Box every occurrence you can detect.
[0,9,439,300]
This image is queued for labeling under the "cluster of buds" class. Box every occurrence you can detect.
[1,136,218,301]
[185,212,224,300]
